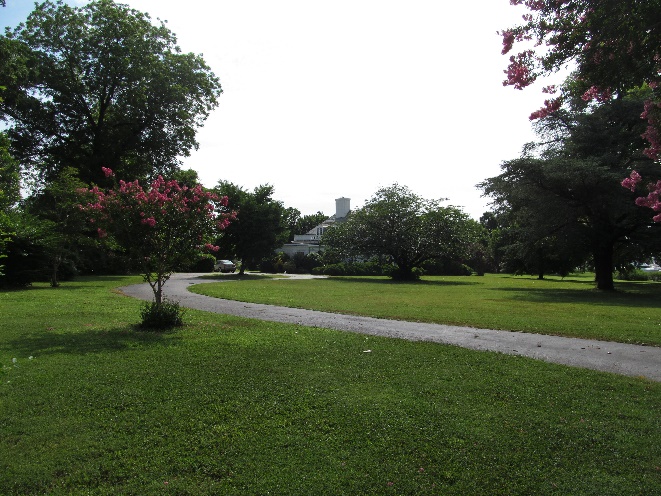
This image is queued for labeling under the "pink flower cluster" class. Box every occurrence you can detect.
[529,97,563,120]
[581,86,612,103]
[622,171,661,222]
[79,168,234,236]
[641,99,661,160]
[503,50,536,90]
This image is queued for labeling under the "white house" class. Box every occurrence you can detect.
[278,197,350,257]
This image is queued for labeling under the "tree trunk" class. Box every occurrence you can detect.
[155,277,163,306]
[593,242,615,291]
[50,258,61,288]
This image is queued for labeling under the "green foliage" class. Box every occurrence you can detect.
[0,133,19,213]
[312,260,387,276]
[295,211,327,238]
[322,184,477,280]
[480,97,661,289]
[139,299,184,330]
[183,254,216,273]
[259,252,323,274]
[21,167,93,287]
[213,182,289,273]
[1,0,221,185]
[617,267,661,282]
[0,133,19,277]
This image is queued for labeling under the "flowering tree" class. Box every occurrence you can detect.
[80,168,233,307]
[501,0,661,219]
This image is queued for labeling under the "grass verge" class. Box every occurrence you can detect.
[0,276,659,494]
[190,273,661,345]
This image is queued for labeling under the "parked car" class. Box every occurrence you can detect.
[214,260,236,273]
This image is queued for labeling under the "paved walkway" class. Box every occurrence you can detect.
[119,273,661,382]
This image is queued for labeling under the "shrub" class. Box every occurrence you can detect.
[313,260,387,276]
[183,254,215,273]
[139,300,184,330]
[617,268,661,282]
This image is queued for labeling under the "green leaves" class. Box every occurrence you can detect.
[2,0,221,185]
[323,184,477,280]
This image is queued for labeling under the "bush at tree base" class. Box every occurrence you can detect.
[139,300,184,330]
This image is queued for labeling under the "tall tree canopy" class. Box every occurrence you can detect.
[0,0,221,186]
[323,184,475,280]
[499,1,661,280]
[501,0,661,158]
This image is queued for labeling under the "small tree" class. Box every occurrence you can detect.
[80,168,233,324]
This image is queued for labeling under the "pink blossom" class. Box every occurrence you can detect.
[529,97,563,120]
[503,51,536,90]
[501,31,515,55]
[581,86,612,102]
[621,171,642,191]
[102,167,114,178]
[141,217,157,227]
[97,228,107,238]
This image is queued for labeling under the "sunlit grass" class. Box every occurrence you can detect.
[191,273,661,345]
[0,276,659,494]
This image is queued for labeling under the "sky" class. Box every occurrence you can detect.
[2,0,557,219]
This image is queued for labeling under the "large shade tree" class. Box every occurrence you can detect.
[322,184,475,280]
[0,0,221,186]
[213,182,289,275]
[481,96,661,290]
[0,132,19,277]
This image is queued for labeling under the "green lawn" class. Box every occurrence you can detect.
[191,272,661,346]
[0,276,660,494]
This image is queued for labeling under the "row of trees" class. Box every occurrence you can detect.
[5,0,661,303]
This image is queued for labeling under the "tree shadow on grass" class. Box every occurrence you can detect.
[491,285,661,308]
[322,276,480,287]
[4,326,182,358]
[198,273,282,281]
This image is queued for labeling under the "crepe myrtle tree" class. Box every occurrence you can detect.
[501,0,661,221]
[80,168,234,314]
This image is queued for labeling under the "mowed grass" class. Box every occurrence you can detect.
[0,276,659,495]
[191,273,661,346]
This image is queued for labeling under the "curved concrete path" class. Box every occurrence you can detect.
[119,273,661,382]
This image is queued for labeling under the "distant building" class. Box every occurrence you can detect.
[278,197,350,257]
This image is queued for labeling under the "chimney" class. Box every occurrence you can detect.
[335,197,350,218]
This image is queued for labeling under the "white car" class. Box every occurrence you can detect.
[214,260,236,273]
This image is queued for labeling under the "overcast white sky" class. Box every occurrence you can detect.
[3,0,555,219]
